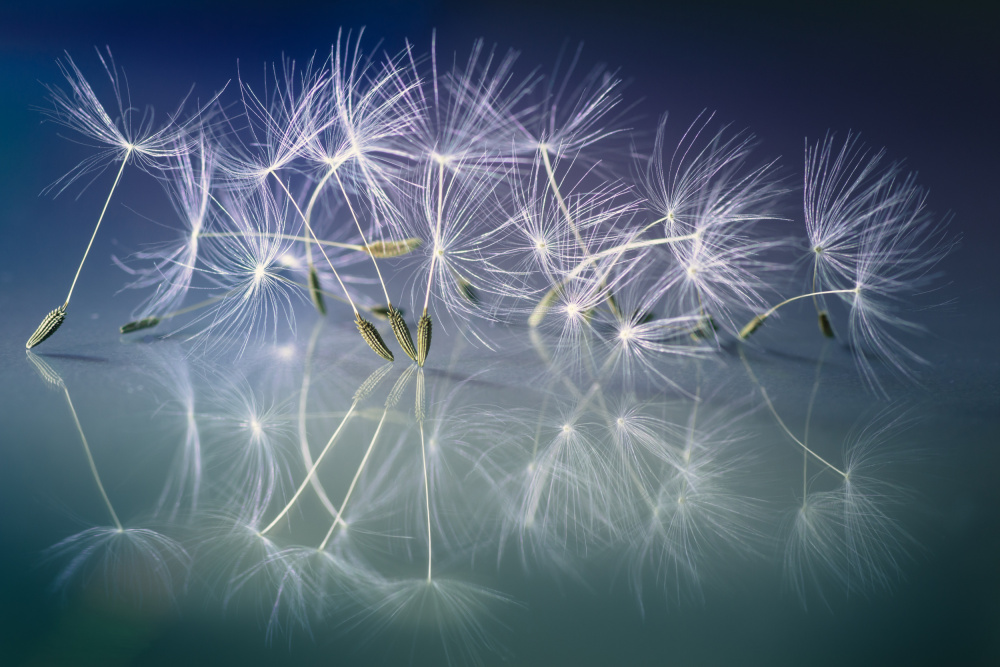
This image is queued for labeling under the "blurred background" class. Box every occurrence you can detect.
[1,1,997,665]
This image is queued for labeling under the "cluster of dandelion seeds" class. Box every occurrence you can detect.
[21,31,956,664]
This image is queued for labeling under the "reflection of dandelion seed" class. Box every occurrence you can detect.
[32,353,190,602]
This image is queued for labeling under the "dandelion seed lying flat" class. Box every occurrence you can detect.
[308,266,327,316]
[119,316,161,334]
[363,237,423,258]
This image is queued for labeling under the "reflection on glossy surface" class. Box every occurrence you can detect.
[18,316,936,664]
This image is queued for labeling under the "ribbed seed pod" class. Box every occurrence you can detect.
[455,275,480,305]
[356,314,394,362]
[120,316,161,334]
[739,314,766,340]
[26,305,67,349]
[818,311,835,338]
[308,265,326,316]
[363,238,423,258]
[416,313,432,367]
[388,306,417,362]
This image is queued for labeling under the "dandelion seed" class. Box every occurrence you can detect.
[417,313,432,367]
[363,237,423,258]
[308,265,327,315]
[389,306,418,362]
[357,313,394,361]
[28,49,211,349]
[26,306,67,349]
[119,316,161,334]
[818,310,835,338]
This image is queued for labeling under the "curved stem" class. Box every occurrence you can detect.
[739,347,846,479]
[760,288,858,321]
[301,167,338,267]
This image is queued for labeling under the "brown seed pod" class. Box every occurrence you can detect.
[389,306,417,362]
[26,305,67,349]
[416,313,432,367]
[363,238,423,258]
[308,265,326,316]
[120,316,161,334]
[818,311,835,338]
[739,314,766,340]
[455,275,480,305]
[356,314,394,362]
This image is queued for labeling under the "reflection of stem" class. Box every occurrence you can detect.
[317,405,388,550]
[802,341,832,499]
[317,367,413,550]
[63,385,123,531]
[418,419,433,582]
[296,320,340,519]
[263,398,358,536]
[739,347,846,478]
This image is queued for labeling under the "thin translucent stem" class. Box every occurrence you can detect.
[539,146,585,250]
[65,148,131,306]
[63,386,122,531]
[333,170,392,306]
[197,231,365,252]
[269,174,358,314]
[422,159,446,316]
[302,167,338,267]
[761,288,858,321]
